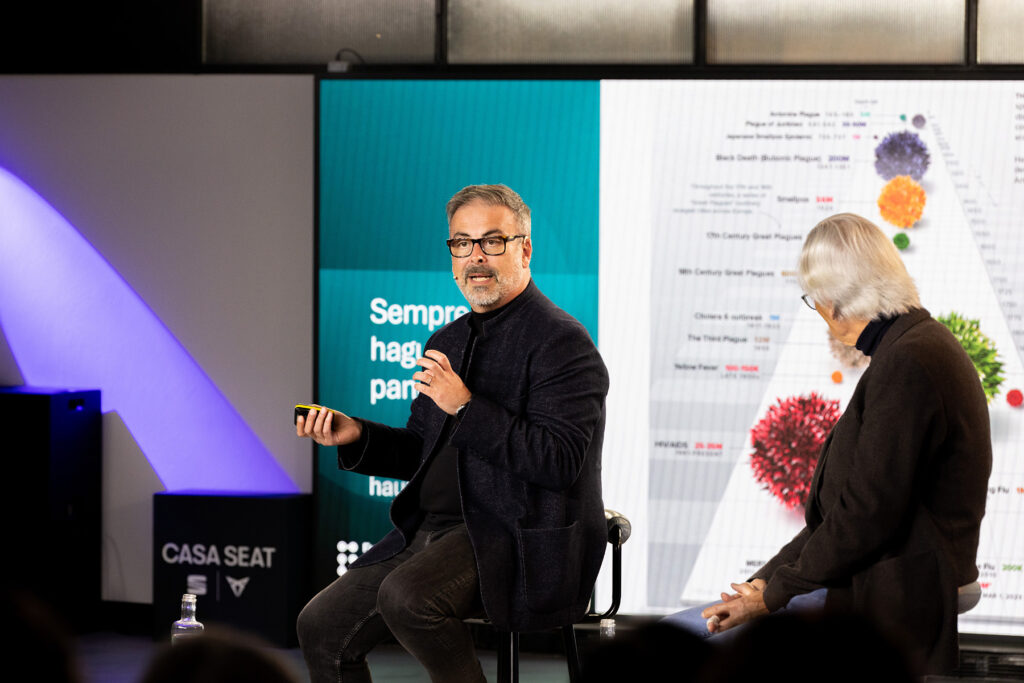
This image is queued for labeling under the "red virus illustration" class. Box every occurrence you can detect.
[877,175,926,228]
[750,393,841,510]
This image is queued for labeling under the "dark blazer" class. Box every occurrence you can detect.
[752,308,991,673]
[338,281,610,631]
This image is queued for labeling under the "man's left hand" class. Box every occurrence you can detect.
[414,350,473,415]
[701,581,769,633]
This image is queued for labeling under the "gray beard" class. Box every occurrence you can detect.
[458,265,524,309]
[461,280,505,308]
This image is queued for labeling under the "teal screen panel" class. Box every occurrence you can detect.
[316,79,599,588]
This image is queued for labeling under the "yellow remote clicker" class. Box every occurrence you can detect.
[293,404,340,424]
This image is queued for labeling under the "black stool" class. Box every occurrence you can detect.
[493,509,632,683]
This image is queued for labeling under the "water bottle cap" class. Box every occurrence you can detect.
[183,593,197,601]
[600,618,615,628]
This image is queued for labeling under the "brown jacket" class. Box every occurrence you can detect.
[753,308,991,674]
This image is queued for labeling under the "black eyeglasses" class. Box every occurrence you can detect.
[447,234,527,258]
[801,294,816,310]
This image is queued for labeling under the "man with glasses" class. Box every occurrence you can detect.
[296,184,609,683]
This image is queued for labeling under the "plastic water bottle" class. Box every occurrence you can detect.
[171,593,205,644]
[599,618,616,639]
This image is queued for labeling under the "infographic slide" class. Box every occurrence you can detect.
[316,78,1024,636]
[600,80,1024,635]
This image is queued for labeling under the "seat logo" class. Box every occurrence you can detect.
[186,574,208,595]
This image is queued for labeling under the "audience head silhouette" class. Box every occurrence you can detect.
[139,627,300,683]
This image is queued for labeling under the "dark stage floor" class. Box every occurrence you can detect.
[75,632,573,683]
[72,631,1024,683]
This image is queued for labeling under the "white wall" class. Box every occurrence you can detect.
[0,75,315,603]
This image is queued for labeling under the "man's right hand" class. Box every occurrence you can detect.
[296,406,362,447]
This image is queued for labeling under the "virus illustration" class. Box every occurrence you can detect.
[912,114,926,129]
[937,311,1004,403]
[893,232,910,250]
[828,329,870,369]
[878,176,926,228]
[874,130,930,181]
[750,393,841,511]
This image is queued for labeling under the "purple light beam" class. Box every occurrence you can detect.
[0,166,297,493]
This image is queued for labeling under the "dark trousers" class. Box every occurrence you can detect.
[296,523,486,683]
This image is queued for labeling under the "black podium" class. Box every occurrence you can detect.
[153,491,312,646]
[0,386,102,630]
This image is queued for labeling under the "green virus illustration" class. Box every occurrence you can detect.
[893,232,910,250]
[937,311,1004,403]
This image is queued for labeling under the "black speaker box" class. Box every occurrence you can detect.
[0,386,102,630]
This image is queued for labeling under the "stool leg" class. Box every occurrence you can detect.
[497,631,519,683]
[511,632,519,683]
[497,632,509,683]
[562,625,581,683]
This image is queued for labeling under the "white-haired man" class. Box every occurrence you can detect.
[668,213,991,675]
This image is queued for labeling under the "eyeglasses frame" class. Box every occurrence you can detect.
[446,234,528,258]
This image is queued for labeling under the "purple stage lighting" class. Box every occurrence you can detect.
[0,167,297,493]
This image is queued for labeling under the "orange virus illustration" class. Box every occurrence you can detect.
[877,175,926,228]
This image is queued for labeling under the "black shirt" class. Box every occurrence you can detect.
[855,313,900,357]
[417,306,504,528]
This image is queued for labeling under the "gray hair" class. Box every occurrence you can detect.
[446,184,531,235]
[798,213,919,320]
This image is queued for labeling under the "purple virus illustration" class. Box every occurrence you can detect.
[874,130,930,181]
